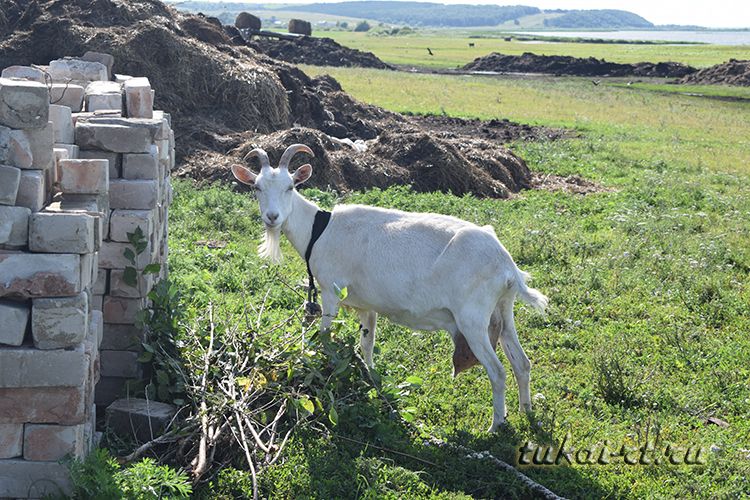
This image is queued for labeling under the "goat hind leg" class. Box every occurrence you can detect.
[497,301,532,412]
[357,310,377,368]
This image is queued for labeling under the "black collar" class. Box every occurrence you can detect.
[304,209,331,303]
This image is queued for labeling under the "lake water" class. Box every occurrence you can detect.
[514,30,750,46]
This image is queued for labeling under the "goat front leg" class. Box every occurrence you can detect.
[319,289,341,334]
[357,310,378,368]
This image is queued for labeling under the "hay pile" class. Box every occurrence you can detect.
[679,59,750,87]
[0,0,567,197]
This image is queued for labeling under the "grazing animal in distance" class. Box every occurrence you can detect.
[231,144,549,432]
[468,42,475,47]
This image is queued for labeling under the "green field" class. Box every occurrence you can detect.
[321,31,750,68]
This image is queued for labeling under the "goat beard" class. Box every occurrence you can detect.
[258,224,283,264]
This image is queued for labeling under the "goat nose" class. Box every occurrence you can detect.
[267,212,279,222]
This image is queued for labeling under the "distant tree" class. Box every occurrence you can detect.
[514,18,520,25]
[354,20,371,32]
[339,21,348,28]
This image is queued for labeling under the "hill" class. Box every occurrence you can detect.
[543,9,653,29]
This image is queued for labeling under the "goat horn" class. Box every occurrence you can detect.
[278,144,314,171]
[243,148,271,170]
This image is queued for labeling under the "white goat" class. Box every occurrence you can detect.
[232,144,548,431]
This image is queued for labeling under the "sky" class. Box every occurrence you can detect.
[207,0,750,28]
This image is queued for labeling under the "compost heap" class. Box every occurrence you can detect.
[678,59,750,87]
[0,0,569,198]
[462,52,696,78]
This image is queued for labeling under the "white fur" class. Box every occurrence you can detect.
[233,151,549,432]
[259,225,282,264]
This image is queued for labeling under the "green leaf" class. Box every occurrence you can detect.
[137,351,153,363]
[123,248,136,266]
[123,266,138,287]
[405,375,423,387]
[333,283,348,301]
[328,406,338,425]
[299,396,314,415]
[156,370,170,385]
[143,263,161,275]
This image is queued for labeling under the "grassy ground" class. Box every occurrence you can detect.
[321,31,750,69]
[166,64,750,497]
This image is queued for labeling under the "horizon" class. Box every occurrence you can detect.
[180,0,750,29]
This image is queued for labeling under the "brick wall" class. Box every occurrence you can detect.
[0,53,174,498]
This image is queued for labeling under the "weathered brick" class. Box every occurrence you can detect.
[109,179,158,209]
[123,77,154,119]
[84,80,123,113]
[79,149,121,178]
[79,251,97,290]
[100,350,140,378]
[50,82,85,112]
[0,125,32,168]
[1,65,45,82]
[44,199,104,250]
[110,268,154,298]
[0,252,81,298]
[109,209,154,242]
[0,77,49,129]
[49,104,75,143]
[102,322,144,351]
[22,120,55,170]
[54,142,79,158]
[91,309,104,348]
[24,423,86,461]
[102,296,145,324]
[48,58,107,82]
[0,344,88,388]
[15,169,45,212]
[0,164,21,205]
[29,211,96,254]
[0,300,29,346]
[93,268,108,295]
[0,458,73,497]
[98,241,151,269]
[82,51,115,80]
[32,292,89,349]
[122,148,158,179]
[75,120,155,153]
[0,423,23,458]
[58,158,109,194]
[106,399,175,443]
[0,385,87,425]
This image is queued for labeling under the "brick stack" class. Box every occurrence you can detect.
[0,53,173,497]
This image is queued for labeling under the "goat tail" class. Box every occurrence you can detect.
[515,270,549,313]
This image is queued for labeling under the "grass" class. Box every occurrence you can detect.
[610,81,750,100]
[165,63,750,497]
[320,31,750,69]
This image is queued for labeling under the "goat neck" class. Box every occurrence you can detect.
[282,191,322,258]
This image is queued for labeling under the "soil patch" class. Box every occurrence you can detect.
[678,59,750,87]
[463,52,696,78]
[246,35,394,70]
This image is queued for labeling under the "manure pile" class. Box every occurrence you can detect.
[0,0,568,197]
[246,35,394,70]
[679,59,750,87]
[462,52,696,78]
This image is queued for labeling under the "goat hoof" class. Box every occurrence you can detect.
[488,420,508,433]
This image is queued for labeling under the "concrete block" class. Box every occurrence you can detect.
[106,398,175,443]
[58,158,109,194]
[15,169,45,212]
[109,179,158,209]
[80,252,95,290]
[0,458,73,497]
[32,292,89,349]
[54,142,79,158]
[49,104,75,143]
[91,309,103,348]
[122,148,158,179]
[109,209,154,242]
[85,81,123,113]
[50,82,85,112]
[1,65,45,82]
[48,58,107,82]
[93,268,108,295]
[0,424,23,458]
[92,293,103,311]
[110,268,154,298]
[123,77,153,119]
[53,145,70,168]
[79,149,121,178]
[100,350,140,378]
[29,211,95,254]
[102,323,144,351]
[75,120,156,153]
[0,300,29,346]
[0,125,32,168]
[0,164,21,205]
[82,51,115,80]
[0,385,87,425]
[0,252,81,298]
[102,296,144,324]
[0,77,49,129]
[23,120,55,170]
[24,423,86,461]
[0,344,88,388]
[98,241,151,269]
[44,199,104,250]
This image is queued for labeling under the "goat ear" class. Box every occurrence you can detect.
[231,164,257,185]
[292,164,313,186]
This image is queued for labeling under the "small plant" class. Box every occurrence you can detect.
[354,20,371,32]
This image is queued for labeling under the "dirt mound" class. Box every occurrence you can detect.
[246,36,394,70]
[679,59,750,86]
[0,0,569,198]
[463,52,696,78]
